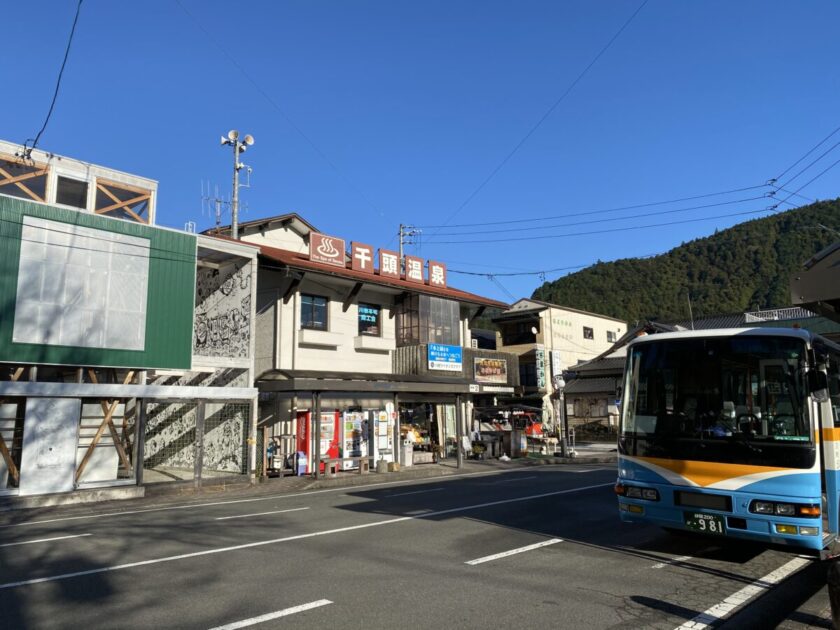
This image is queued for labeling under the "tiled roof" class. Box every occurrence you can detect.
[564,376,618,395]
[258,243,509,309]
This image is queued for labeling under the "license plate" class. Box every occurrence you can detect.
[684,511,725,535]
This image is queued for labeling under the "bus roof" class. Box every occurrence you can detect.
[625,326,815,349]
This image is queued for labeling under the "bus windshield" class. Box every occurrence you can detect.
[621,335,812,465]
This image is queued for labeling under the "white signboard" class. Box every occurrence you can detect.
[14,217,150,350]
[18,398,81,495]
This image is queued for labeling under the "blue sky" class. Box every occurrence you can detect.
[3,1,839,303]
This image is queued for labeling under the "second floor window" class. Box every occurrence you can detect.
[301,294,328,330]
[583,326,594,340]
[607,330,617,343]
[358,303,381,336]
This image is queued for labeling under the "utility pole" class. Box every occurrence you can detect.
[220,130,254,239]
[398,224,421,272]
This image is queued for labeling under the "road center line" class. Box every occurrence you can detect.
[389,488,444,497]
[485,475,538,485]
[0,533,92,548]
[466,539,563,565]
[674,556,811,629]
[215,507,310,521]
[651,554,693,569]
[208,599,333,630]
[0,482,613,590]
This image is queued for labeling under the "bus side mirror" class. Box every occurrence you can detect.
[809,370,829,402]
[615,385,622,400]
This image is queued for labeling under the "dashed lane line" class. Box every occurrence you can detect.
[465,539,563,565]
[214,507,310,521]
[0,533,93,548]
[208,599,333,629]
[0,482,614,590]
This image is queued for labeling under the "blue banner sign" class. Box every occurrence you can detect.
[428,343,463,372]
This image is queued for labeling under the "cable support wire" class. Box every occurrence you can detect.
[424,194,767,239]
[417,183,768,229]
[428,0,648,237]
[770,155,840,212]
[20,0,84,159]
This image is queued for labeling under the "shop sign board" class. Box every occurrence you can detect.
[551,350,562,377]
[474,357,507,384]
[481,385,514,393]
[535,345,546,390]
[428,343,462,371]
[309,232,346,267]
[351,242,375,273]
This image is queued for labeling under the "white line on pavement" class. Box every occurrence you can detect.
[0,482,613,590]
[651,554,693,569]
[465,539,563,565]
[389,488,444,497]
[674,556,811,629]
[208,599,333,629]
[0,533,93,548]
[215,507,310,521]
[0,470,511,529]
[485,475,538,485]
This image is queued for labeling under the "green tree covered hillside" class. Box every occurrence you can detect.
[531,199,840,324]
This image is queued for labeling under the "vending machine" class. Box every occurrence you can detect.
[295,409,341,474]
[341,411,368,471]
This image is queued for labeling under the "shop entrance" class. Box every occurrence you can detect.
[399,401,458,464]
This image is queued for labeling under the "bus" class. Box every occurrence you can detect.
[615,327,840,555]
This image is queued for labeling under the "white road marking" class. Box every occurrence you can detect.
[389,488,444,497]
[0,482,613,590]
[485,475,538,484]
[0,533,92,548]
[465,539,563,565]
[674,556,811,629]
[0,470,506,529]
[215,507,310,521]
[651,554,693,569]
[208,599,332,629]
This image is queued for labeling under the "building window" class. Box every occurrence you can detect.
[0,155,48,202]
[396,294,459,347]
[583,326,594,340]
[358,303,381,337]
[500,321,538,346]
[607,330,617,343]
[519,362,537,388]
[95,178,152,223]
[301,294,328,330]
[56,176,88,209]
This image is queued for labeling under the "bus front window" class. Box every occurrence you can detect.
[620,335,812,466]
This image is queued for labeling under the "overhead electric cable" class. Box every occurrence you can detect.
[21,0,84,158]
[773,155,840,210]
[417,183,767,230]
[773,124,840,183]
[429,207,773,244]
[428,0,649,237]
[774,139,840,192]
[425,195,766,238]
[174,0,383,217]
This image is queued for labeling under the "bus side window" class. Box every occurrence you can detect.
[829,354,840,427]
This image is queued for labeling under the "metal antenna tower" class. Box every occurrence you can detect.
[201,181,229,231]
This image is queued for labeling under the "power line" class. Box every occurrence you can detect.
[428,0,649,238]
[771,155,840,211]
[416,183,767,229]
[425,194,766,239]
[20,0,84,159]
[773,139,840,192]
[173,0,384,218]
[773,124,840,183]
[428,206,773,245]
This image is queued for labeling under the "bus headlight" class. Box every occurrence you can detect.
[753,501,774,514]
[775,503,795,516]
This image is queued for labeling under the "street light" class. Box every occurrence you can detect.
[553,374,570,457]
[220,130,255,239]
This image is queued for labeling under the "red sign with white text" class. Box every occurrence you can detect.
[404,255,424,284]
[351,242,375,273]
[428,260,447,287]
[379,249,400,278]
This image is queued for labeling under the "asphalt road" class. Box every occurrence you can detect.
[0,466,828,629]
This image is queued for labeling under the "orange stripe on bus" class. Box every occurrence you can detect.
[822,428,840,442]
[636,456,789,487]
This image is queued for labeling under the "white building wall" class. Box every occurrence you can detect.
[240,226,308,253]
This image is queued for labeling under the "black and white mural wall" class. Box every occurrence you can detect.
[194,261,252,359]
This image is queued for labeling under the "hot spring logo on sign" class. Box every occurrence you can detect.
[428,344,462,372]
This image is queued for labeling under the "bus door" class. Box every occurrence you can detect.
[821,353,840,542]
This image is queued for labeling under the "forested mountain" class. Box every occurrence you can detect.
[531,198,840,324]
